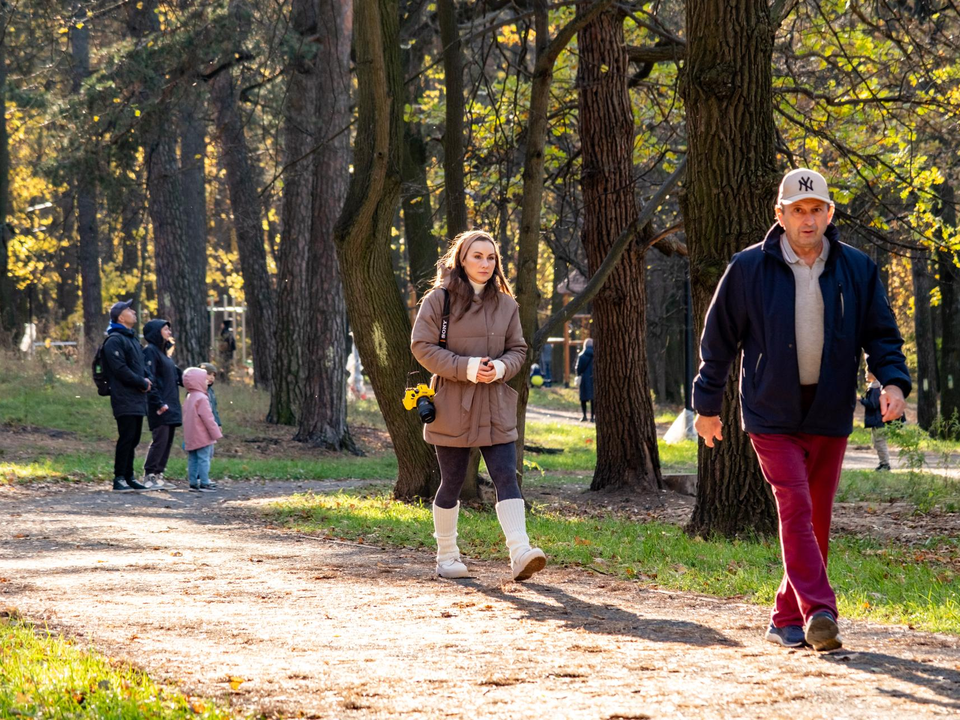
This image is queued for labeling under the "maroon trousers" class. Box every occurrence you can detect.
[750,431,848,628]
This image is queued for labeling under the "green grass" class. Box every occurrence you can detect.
[265,490,960,635]
[0,617,235,719]
[837,469,960,513]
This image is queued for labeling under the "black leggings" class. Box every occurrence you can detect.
[581,400,593,418]
[434,443,523,509]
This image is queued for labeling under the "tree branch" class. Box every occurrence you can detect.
[533,157,687,350]
[626,44,685,65]
[769,0,800,29]
[540,0,614,71]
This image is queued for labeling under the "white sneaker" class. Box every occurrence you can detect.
[141,474,164,491]
[436,558,469,579]
[511,547,546,581]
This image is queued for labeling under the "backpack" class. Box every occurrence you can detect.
[92,339,111,396]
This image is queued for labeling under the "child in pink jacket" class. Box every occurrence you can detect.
[182,367,223,492]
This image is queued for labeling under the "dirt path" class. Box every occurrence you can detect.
[2,480,959,719]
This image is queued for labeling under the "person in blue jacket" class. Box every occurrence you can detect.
[576,338,594,422]
[142,319,183,489]
[692,169,910,652]
[860,369,891,471]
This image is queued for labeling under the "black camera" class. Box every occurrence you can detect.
[402,384,437,424]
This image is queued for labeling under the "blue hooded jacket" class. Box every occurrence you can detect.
[692,222,911,437]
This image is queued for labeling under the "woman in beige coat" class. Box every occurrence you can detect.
[411,230,547,581]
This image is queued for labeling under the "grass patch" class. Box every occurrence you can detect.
[838,469,960,513]
[265,490,960,635]
[0,617,234,719]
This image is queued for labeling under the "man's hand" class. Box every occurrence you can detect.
[157,404,168,415]
[476,357,497,384]
[695,414,724,448]
[880,384,906,423]
[143,379,152,392]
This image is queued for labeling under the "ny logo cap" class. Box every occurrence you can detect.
[778,168,832,205]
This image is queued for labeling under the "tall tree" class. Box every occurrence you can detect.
[912,248,939,431]
[0,2,13,344]
[70,8,103,354]
[680,0,780,537]
[295,0,354,450]
[437,0,467,237]
[577,6,662,492]
[268,0,319,424]
[938,182,960,428]
[208,10,276,388]
[334,0,440,497]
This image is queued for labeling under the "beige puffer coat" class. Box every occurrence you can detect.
[411,285,527,447]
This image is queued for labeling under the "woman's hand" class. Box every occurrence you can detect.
[476,357,497,384]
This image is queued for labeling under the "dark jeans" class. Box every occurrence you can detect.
[434,442,523,509]
[114,415,144,481]
[144,424,177,475]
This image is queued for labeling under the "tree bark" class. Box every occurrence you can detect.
[57,191,79,322]
[938,183,960,429]
[295,0,355,451]
[577,7,662,492]
[210,67,277,388]
[334,0,441,497]
[180,84,210,358]
[680,0,778,537]
[437,0,467,237]
[268,0,318,425]
[912,248,939,431]
[0,12,14,344]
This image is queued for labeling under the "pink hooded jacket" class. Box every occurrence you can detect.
[182,367,223,451]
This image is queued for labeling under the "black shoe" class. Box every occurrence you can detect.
[875,463,891,472]
[580,416,588,422]
[125,477,151,491]
[197,485,216,493]
[764,624,806,648]
[112,477,134,492]
[804,611,842,651]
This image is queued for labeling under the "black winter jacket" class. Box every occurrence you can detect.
[142,319,183,430]
[102,325,149,418]
[692,223,911,437]
[860,385,884,429]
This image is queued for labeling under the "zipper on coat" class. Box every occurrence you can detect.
[839,282,844,320]
[755,353,763,374]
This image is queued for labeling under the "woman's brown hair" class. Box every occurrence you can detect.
[427,230,514,319]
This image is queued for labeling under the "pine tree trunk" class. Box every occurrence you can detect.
[210,68,277,388]
[120,191,143,277]
[680,0,778,537]
[577,7,662,492]
[268,0,318,425]
[295,0,354,451]
[57,192,79,321]
[180,86,210,357]
[437,0,467,237]
[912,249,939,431]
[335,0,440,498]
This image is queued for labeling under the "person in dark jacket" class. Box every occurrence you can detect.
[860,370,891,471]
[142,319,183,488]
[576,338,595,422]
[102,300,156,492]
[692,169,910,652]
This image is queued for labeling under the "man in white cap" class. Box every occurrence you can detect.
[692,168,910,651]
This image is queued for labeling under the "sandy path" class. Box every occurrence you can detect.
[1,480,959,719]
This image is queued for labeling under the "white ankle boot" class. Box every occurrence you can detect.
[433,503,469,578]
[495,498,546,581]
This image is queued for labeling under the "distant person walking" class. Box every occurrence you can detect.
[860,370,891,471]
[101,300,157,492]
[692,169,910,651]
[218,319,237,383]
[411,230,546,582]
[142,319,183,489]
[576,338,595,422]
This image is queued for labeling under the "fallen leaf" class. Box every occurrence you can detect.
[228,676,245,691]
[171,551,183,557]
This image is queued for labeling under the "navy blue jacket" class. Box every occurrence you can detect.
[576,346,594,402]
[142,319,183,430]
[102,325,149,418]
[860,385,883,429]
[692,223,911,437]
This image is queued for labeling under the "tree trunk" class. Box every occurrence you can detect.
[268,0,318,425]
[680,0,778,537]
[0,17,14,344]
[334,0,440,498]
[57,191,79,322]
[938,182,960,429]
[577,7,662,492]
[295,0,355,451]
[120,189,143,277]
[912,249,939,431]
[180,85,210,358]
[210,68,277,388]
[437,0,467,237]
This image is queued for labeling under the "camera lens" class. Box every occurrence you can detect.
[416,396,436,424]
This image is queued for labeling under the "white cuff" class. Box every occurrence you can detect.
[492,360,505,380]
[466,356,482,383]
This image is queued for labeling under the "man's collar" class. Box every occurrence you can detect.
[780,234,830,265]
